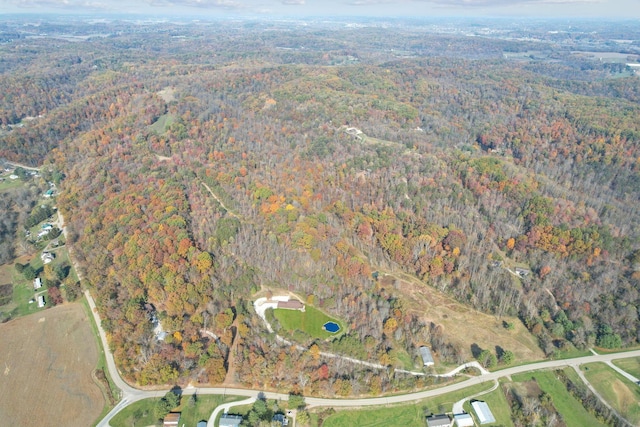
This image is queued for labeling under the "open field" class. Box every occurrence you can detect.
[513,370,606,427]
[322,382,494,427]
[112,394,244,427]
[613,357,640,378]
[583,362,640,425]
[379,270,545,365]
[0,303,105,427]
[273,305,344,340]
[148,113,176,135]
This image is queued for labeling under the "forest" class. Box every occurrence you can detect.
[1,16,639,395]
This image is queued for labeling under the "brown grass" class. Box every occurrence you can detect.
[611,380,638,412]
[0,303,105,426]
[379,270,545,364]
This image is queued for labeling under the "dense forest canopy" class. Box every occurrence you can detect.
[1,16,639,393]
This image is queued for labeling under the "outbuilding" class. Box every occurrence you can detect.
[454,412,475,427]
[162,412,180,427]
[37,295,45,308]
[419,346,435,367]
[471,401,495,424]
[426,413,451,427]
[219,414,243,427]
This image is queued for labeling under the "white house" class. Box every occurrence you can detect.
[41,252,55,264]
[37,295,46,308]
[33,277,42,290]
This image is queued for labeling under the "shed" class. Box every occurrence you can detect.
[34,277,42,290]
[454,412,474,427]
[37,295,45,308]
[419,346,435,367]
[197,421,207,427]
[471,401,495,424]
[426,413,451,427]
[163,412,180,427]
[219,414,243,427]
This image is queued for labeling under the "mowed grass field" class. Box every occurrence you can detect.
[322,382,494,427]
[273,305,343,340]
[613,357,640,379]
[112,394,243,427]
[583,362,640,425]
[512,370,606,427]
[0,303,105,427]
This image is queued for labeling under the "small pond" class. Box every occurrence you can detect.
[323,321,340,333]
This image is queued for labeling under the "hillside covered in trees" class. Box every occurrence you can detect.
[1,16,639,395]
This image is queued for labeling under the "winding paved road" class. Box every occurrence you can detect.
[92,286,640,427]
[82,265,640,426]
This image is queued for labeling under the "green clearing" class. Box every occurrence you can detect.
[148,113,176,135]
[273,305,344,340]
[322,382,494,427]
[582,362,640,425]
[111,394,243,427]
[514,370,606,427]
[462,381,514,427]
[0,262,44,320]
[613,357,640,379]
[0,177,24,191]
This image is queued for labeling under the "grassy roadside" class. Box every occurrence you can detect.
[513,370,606,427]
[81,295,121,426]
[111,394,244,427]
[612,357,640,378]
[582,362,640,425]
[321,381,495,427]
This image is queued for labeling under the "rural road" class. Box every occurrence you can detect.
[79,258,640,426]
[72,225,640,426]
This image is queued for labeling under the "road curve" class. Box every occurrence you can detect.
[83,276,640,424]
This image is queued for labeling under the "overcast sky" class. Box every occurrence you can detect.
[1,0,638,18]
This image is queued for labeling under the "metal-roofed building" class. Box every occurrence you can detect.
[426,413,451,427]
[454,412,474,427]
[471,401,495,424]
[419,346,435,367]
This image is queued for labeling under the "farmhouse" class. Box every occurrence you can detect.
[219,414,243,427]
[41,252,55,264]
[162,412,181,427]
[453,412,474,427]
[33,277,42,290]
[426,413,451,427]
[277,299,305,311]
[419,346,435,367]
[471,401,495,424]
[37,295,46,308]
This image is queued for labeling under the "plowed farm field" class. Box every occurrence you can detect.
[0,303,105,426]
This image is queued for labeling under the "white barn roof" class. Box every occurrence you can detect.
[472,401,495,424]
[419,346,435,366]
[454,412,474,427]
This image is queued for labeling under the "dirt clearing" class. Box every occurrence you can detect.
[0,303,105,426]
[380,270,544,364]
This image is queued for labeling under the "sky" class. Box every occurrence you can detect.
[1,0,638,18]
